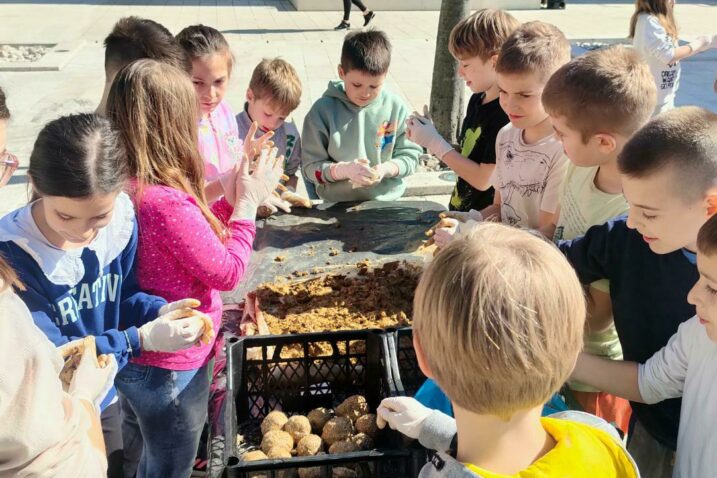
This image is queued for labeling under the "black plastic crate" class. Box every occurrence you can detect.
[386,328,426,397]
[223,330,424,477]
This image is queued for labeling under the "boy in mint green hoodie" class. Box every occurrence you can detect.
[301,30,422,202]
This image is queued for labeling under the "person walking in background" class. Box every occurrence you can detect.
[335,0,375,30]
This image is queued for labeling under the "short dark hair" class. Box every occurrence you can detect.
[29,113,127,198]
[340,30,391,75]
[176,24,234,70]
[618,106,717,203]
[104,17,189,75]
[0,87,9,120]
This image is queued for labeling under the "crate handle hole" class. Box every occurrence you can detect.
[228,336,239,344]
[227,456,239,466]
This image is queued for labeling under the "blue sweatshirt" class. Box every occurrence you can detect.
[0,193,166,408]
[558,215,697,450]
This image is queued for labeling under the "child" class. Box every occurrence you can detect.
[432,22,570,248]
[237,58,306,216]
[97,16,188,114]
[571,213,717,477]
[378,223,639,477]
[107,59,283,477]
[0,113,209,478]
[630,0,716,115]
[407,9,518,213]
[301,30,422,202]
[558,107,717,477]
[540,45,657,435]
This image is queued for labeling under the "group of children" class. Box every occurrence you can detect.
[0,0,717,476]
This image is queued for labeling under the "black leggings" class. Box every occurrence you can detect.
[343,0,368,21]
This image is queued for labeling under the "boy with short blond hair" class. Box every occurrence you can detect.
[301,30,421,202]
[378,223,639,477]
[237,58,303,193]
[559,107,717,477]
[407,9,519,213]
[540,45,657,434]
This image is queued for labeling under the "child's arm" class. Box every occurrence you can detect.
[388,108,423,180]
[441,151,495,191]
[300,107,333,186]
[478,189,501,221]
[204,179,226,203]
[571,353,643,402]
[641,15,710,63]
[557,218,620,284]
[586,285,615,333]
[141,191,256,292]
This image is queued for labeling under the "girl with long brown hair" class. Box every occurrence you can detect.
[630,0,716,114]
[106,59,283,477]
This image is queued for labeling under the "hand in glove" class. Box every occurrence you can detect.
[406,105,454,160]
[688,35,711,54]
[432,218,460,248]
[371,162,400,183]
[439,209,484,223]
[139,299,214,352]
[232,146,286,221]
[330,159,378,187]
[68,347,117,414]
[376,396,432,439]
[257,194,292,218]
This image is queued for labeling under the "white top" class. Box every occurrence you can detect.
[0,288,107,477]
[491,123,567,229]
[638,316,717,478]
[632,13,679,112]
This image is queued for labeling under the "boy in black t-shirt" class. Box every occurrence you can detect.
[407,9,519,212]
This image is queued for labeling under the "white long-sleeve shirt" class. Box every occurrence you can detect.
[638,316,717,478]
[632,13,679,114]
[0,288,106,477]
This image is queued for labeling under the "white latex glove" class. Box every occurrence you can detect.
[405,106,454,160]
[372,162,400,183]
[233,146,285,221]
[330,159,378,186]
[376,396,432,439]
[68,350,117,414]
[219,166,238,205]
[689,35,711,53]
[433,218,460,248]
[440,209,484,223]
[258,194,292,217]
[140,299,209,352]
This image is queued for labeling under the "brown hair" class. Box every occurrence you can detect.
[449,9,520,61]
[341,30,392,75]
[413,223,585,418]
[629,0,678,40]
[106,60,225,237]
[249,58,302,114]
[176,24,234,71]
[619,107,717,203]
[0,258,23,292]
[542,46,656,142]
[698,214,717,256]
[0,86,9,120]
[104,17,189,75]
[495,21,571,81]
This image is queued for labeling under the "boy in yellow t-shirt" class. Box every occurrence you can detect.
[377,224,639,477]
[540,45,657,435]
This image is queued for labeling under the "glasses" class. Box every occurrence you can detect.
[0,150,19,188]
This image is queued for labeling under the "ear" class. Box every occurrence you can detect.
[413,334,434,379]
[489,53,499,69]
[246,88,254,102]
[706,189,717,216]
[593,133,617,155]
[338,64,345,80]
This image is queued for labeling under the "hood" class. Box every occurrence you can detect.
[323,80,382,112]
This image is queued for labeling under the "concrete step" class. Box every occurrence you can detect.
[289,0,540,12]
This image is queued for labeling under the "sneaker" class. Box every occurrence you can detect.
[334,21,350,30]
[363,11,375,26]
[546,1,565,8]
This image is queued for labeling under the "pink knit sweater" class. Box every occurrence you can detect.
[130,184,256,370]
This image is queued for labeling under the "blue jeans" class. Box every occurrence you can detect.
[116,362,211,478]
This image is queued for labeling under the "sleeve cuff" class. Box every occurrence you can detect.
[418,410,458,452]
[124,326,141,357]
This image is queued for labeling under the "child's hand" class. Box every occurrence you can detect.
[258,195,292,217]
[372,162,400,183]
[689,35,711,53]
[139,305,213,352]
[377,397,432,439]
[68,345,117,414]
[242,121,274,160]
[406,105,453,160]
[432,218,460,248]
[330,159,378,187]
[232,146,285,220]
[439,209,484,223]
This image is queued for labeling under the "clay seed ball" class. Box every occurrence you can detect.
[261,430,294,455]
[321,416,354,445]
[332,467,360,478]
[307,407,333,433]
[354,414,378,439]
[328,439,360,454]
[261,411,289,436]
[241,450,268,462]
[266,446,293,459]
[296,434,323,456]
[351,433,374,451]
[283,415,312,443]
[335,395,369,423]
